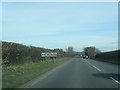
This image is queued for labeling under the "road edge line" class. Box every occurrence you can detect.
[110,77,120,85]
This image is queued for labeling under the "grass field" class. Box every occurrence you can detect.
[2,57,72,88]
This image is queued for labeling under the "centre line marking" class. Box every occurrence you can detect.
[92,65,101,71]
[85,60,101,72]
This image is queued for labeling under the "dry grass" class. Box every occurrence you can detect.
[2,57,72,88]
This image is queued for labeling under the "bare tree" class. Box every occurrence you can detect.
[66,46,75,57]
[67,46,74,52]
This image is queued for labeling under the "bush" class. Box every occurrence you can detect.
[2,41,65,65]
[95,50,119,64]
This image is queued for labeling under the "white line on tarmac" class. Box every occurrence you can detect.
[110,77,120,85]
[82,59,120,85]
[84,60,101,72]
[92,65,101,71]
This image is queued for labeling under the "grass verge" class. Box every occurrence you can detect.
[2,57,72,88]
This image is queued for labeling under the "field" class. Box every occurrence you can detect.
[2,57,72,88]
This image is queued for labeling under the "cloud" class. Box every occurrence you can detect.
[2,2,118,52]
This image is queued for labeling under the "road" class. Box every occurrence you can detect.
[21,57,120,88]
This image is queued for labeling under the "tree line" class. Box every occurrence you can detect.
[2,41,119,65]
[83,46,119,64]
[83,46,100,58]
[2,41,75,65]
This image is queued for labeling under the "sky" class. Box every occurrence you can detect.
[1,0,119,2]
[0,2,2,41]
[2,2,118,52]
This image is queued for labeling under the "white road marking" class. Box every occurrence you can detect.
[82,59,120,85]
[110,77,120,85]
[83,60,101,72]
[92,65,101,71]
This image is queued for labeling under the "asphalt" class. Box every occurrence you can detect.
[20,57,120,88]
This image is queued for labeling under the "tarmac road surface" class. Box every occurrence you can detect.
[20,57,120,88]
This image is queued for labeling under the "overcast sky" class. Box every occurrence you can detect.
[2,2,118,52]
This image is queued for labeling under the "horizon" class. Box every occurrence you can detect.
[2,2,118,52]
[2,40,119,53]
